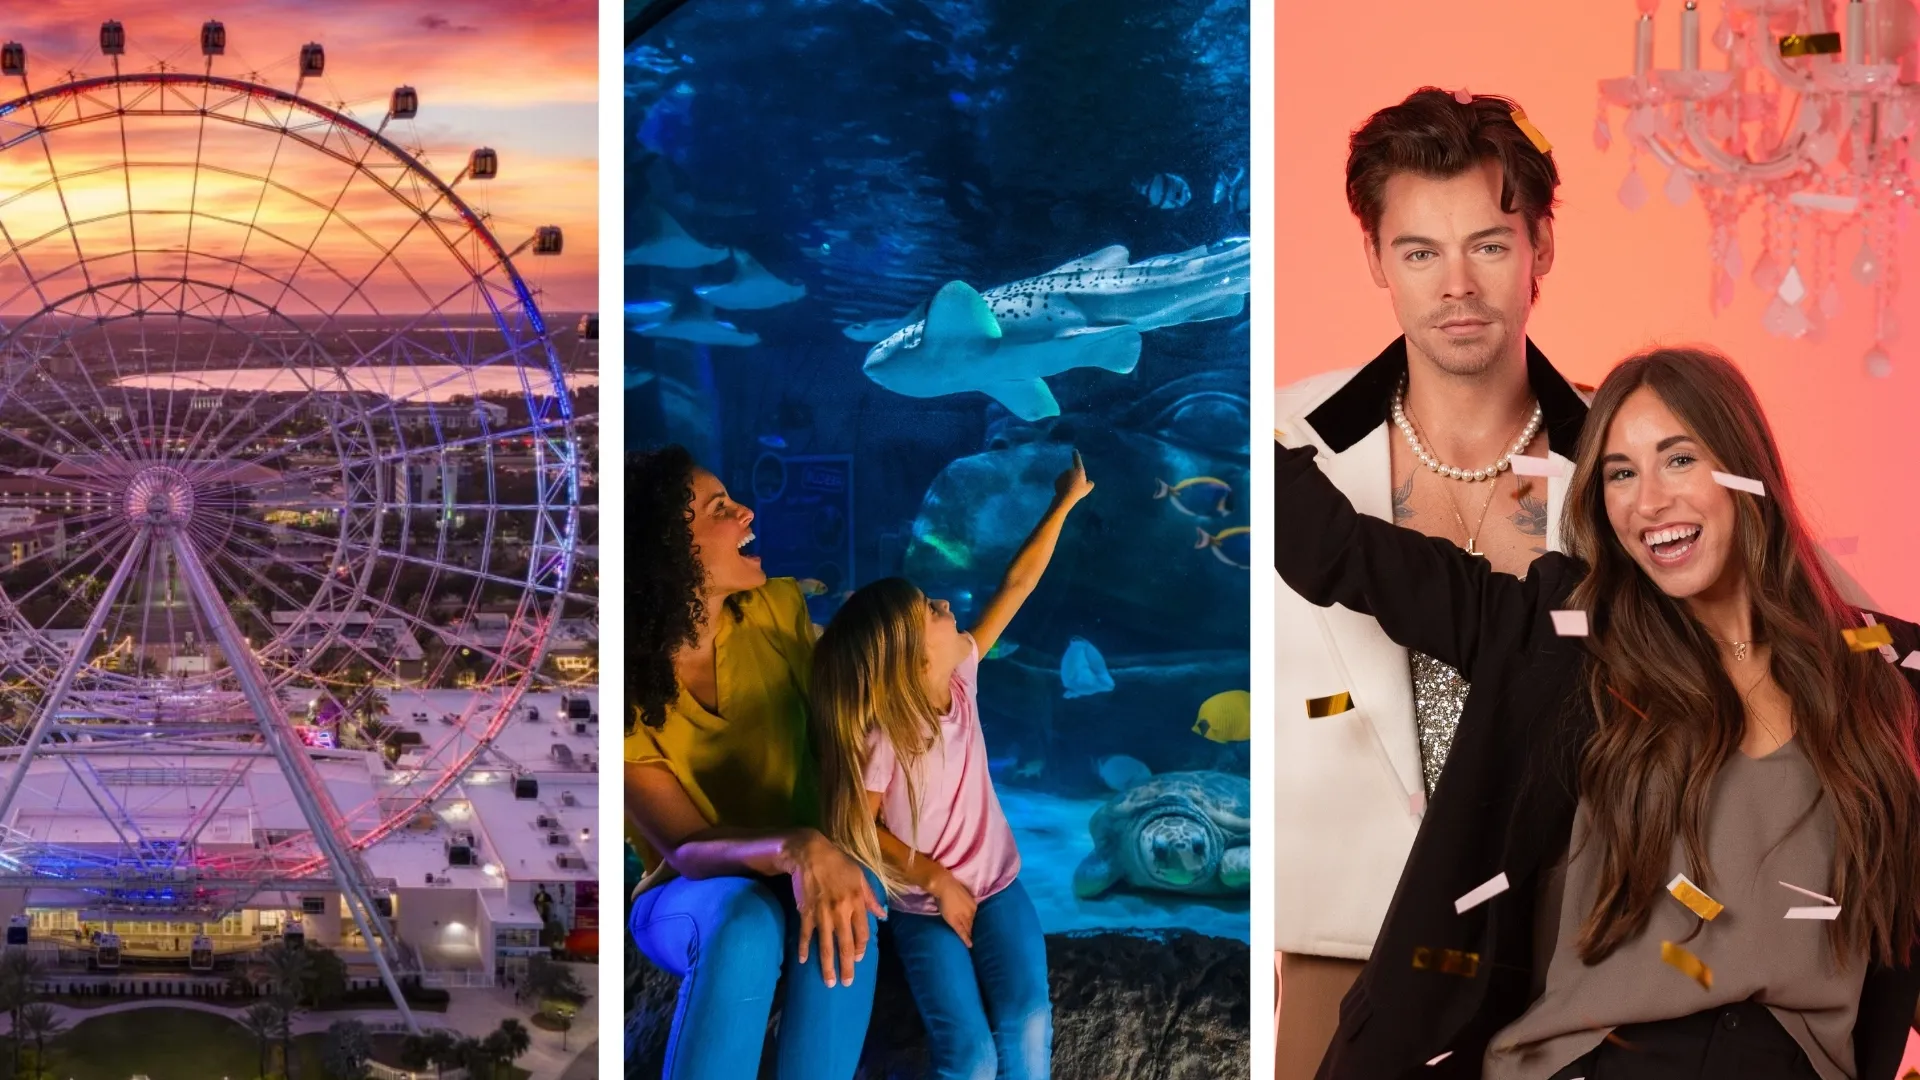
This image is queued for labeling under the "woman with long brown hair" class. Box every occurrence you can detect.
[1275,347,1920,1079]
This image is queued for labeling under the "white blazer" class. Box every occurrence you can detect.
[1272,344,1586,961]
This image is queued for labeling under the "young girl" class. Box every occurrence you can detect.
[809,451,1094,1080]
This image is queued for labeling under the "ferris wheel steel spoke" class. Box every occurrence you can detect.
[160,524,416,1028]
[225,515,548,608]
[0,529,149,831]
[4,519,138,624]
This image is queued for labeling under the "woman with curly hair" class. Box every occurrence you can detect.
[627,445,885,1080]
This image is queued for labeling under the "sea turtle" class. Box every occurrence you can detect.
[1072,770,1250,898]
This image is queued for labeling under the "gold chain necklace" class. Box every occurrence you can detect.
[1404,403,1505,557]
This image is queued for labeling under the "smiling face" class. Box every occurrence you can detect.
[1364,159,1554,377]
[686,468,765,597]
[1599,387,1743,603]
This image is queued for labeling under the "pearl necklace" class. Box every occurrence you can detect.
[1391,378,1544,483]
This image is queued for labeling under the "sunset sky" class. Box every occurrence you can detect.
[0,1,596,319]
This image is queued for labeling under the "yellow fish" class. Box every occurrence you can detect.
[1192,690,1250,743]
[1195,526,1250,569]
[1154,476,1232,518]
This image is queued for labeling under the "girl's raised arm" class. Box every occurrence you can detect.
[970,450,1094,659]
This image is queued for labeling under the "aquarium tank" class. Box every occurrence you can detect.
[628,0,1250,941]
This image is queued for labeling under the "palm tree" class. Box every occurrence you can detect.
[422,1030,458,1080]
[301,945,348,1009]
[495,1019,531,1076]
[269,989,301,1080]
[18,1002,61,1069]
[0,950,42,1078]
[322,1019,373,1080]
[240,1002,281,1080]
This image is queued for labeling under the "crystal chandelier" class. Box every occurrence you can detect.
[1596,0,1920,376]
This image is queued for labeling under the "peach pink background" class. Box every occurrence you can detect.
[1275,0,1920,619]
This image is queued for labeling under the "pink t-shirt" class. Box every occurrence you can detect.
[862,639,1021,914]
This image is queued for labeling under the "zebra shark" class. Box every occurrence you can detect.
[855,237,1249,420]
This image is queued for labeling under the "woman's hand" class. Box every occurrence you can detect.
[783,829,887,987]
[1053,449,1095,507]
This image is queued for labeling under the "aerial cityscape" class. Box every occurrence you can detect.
[0,9,598,1079]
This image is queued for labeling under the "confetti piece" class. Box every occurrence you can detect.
[1779,31,1842,56]
[1844,624,1893,652]
[1778,880,1836,904]
[1427,1051,1454,1066]
[1508,454,1568,478]
[1510,106,1554,154]
[1667,873,1725,920]
[1454,87,1473,104]
[1606,684,1650,721]
[1788,192,1861,214]
[1551,610,1590,637]
[1306,692,1352,718]
[1903,652,1920,671]
[1410,790,1427,818]
[1711,470,1766,496]
[1410,946,1480,976]
[1785,905,1843,920]
[1455,872,1511,914]
[1661,940,1713,989]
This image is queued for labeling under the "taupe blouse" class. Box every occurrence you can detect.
[1484,738,1864,1080]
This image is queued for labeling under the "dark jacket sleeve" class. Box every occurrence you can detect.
[1275,441,1544,677]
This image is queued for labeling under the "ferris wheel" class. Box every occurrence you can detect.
[0,21,583,1018]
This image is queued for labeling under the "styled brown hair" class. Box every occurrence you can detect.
[1562,347,1920,968]
[1347,89,1561,300]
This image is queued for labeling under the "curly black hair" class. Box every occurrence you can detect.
[630,446,706,731]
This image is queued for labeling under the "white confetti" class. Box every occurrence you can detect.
[1410,790,1427,818]
[1903,652,1920,671]
[1454,872,1511,914]
[1508,454,1568,478]
[1785,905,1842,920]
[1550,610,1589,637]
[1427,1051,1454,1066]
[1778,880,1836,904]
[1711,470,1766,497]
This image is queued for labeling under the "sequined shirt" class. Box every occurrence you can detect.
[1409,649,1469,797]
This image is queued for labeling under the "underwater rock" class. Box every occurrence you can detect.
[1074,771,1250,900]
[626,930,1251,1080]
[860,239,1250,420]
[903,372,1249,658]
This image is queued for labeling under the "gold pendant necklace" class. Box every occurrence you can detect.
[1442,475,1500,557]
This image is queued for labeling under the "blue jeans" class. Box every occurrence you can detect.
[630,873,882,1080]
[889,878,1052,1080]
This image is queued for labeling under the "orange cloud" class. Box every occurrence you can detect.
[0,1,595,314]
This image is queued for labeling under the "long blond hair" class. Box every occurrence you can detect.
[808,577,943,895]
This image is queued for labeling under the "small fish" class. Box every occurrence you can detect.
[1135,172,1192,210]
[1195,526,1250,570]
[1096,754,1152,792]
[1193,690,1250,743]
[757,434,788,450]
[985,639,1020,660]
[1154,476,1233,518]
[1212,166,1250,213]
[1012,760,1045,780]
[1059,636,1115,699]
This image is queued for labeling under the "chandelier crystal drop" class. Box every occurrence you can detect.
[1598,0,1919,375]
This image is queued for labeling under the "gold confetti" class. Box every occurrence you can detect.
[1510,106,1553,154]
[1306,691,1353,718]
[1411,946,1479,977]
[1779,32,1842,57]
[1660,940,1713,990]
[1667,873,1725,921]
[1844,624,1893,652]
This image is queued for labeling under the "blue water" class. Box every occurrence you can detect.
[629,0,1250,939]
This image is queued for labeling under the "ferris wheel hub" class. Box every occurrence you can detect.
[125,467,196,528]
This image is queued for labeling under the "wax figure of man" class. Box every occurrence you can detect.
[1271,88,1585,1080]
